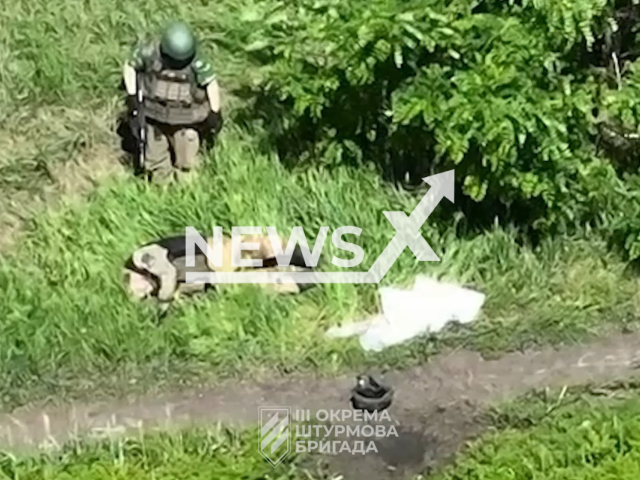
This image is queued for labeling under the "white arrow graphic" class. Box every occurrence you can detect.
[185,170,455,285]
[366,169,454,282]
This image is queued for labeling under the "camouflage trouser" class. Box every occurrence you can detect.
[145,122,201,184]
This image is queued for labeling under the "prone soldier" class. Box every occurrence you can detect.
[124,233,316,308]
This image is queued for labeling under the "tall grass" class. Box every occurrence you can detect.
[0,0,238,194]
[433,389,640,480]
[0,0,637,411]
[0,125,636,409]
[0,425,318,479]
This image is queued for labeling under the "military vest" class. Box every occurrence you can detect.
[142,49,211,126]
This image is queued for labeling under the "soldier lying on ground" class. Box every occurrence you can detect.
[124,233,315,307]
[122,20,222,184]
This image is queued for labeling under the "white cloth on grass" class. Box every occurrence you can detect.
[325,276,485,352]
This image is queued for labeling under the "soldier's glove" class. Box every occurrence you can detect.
[205,110,223,135]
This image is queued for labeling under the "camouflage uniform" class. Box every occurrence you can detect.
[124,234,314,305]
[128,40,217,183]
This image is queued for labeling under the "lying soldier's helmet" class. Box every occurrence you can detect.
[160,21,196,64]
[350,374,394,412]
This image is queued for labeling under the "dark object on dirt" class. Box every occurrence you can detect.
[350,375,394,412]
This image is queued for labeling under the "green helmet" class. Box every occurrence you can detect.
[160,21,196,64]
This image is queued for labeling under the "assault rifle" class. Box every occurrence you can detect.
[131,72,146,171]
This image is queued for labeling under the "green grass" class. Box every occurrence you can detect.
[0,124,638,409]
[0,0,638,426]
[0,0,240,195]
[430,386,640,480]
[0,1,231,108]
[1,386,639,480]
[0,425,322,479]
[1,0,639,476]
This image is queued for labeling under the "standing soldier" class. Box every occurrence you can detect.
[122,21,222,184]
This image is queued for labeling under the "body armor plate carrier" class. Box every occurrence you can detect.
[142,57,210,126]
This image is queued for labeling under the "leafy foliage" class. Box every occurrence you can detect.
[229,0,640,255]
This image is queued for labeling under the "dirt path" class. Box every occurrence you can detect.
[1,332,640,479]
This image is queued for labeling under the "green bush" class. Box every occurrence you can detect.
[228,0,640,254]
